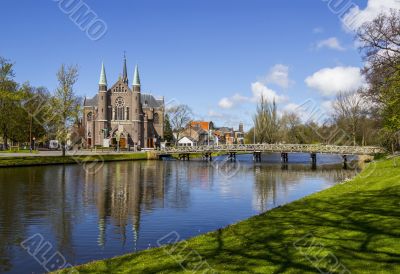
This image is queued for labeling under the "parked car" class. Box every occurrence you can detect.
[49,140,60,150]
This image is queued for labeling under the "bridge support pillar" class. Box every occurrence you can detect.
[281,152,288,163]
[253,151,261,162]
[310,153,317,165]
[203,153,212,161]
[179,153,190,161]
[228,152,236,161]
[342,155,348,169]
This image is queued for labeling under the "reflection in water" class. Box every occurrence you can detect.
[0,154,357,273]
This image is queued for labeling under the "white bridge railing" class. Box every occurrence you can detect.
[158,144,385,155]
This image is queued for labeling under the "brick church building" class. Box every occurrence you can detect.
[83,56,164,149]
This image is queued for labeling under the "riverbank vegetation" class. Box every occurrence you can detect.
[0,153,148,167]
[247,10,400,152]
[56,156,400,273]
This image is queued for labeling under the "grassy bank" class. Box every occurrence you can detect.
[57,157,400,273]
[0,153,149,167]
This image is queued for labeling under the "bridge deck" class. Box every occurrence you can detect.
[157,144,385,156]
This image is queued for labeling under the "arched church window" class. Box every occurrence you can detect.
[115,97,125,120]
[87,112,93,121]
[153,113,159,124]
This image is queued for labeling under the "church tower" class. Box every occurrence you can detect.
[122,54,129,85]
[96,62,108,146]
[132,65,143,146]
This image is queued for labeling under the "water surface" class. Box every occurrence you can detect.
[0,153,358,273]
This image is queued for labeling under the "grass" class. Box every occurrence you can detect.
[0,153,148,167]
[56,157,400,273]
[0,149,38,154]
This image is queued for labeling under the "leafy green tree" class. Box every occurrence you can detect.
[356,10,400,149]
[163,114,174,143]
[52,64,80,156]
[0,57,19,147]
[20,84,52,145]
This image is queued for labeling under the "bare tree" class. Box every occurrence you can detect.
[332,91,366,146]
[357,9,400,105]
[53,64,80,156]
[253,95,279,144]
[167,104,192,145]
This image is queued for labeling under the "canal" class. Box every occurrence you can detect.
[0,153,358,273]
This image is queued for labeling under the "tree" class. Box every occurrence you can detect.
[0,57,19,147]
[163,114,174,143]
[356,10,400,149]
[15,84,52,146]
[167,104,192,144]
[253,95,279,143]
[280,112,301,143]
[53,64,80,156]
[332,91,366,146]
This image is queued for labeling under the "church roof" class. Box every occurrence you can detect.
[84,94,98,107]
[133,65,140,86]
[122,55,128,85]
[99,63,107,86]
[141,94,163,108]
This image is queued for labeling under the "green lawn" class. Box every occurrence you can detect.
[0,149,38,154]
[0,153,148,167]
[57,157,400,273]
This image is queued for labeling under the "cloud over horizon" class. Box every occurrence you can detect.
[342,0,400,31]
[305,66,365,96]
[316,37,345,51]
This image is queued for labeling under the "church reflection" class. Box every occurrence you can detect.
[82,161,167,249]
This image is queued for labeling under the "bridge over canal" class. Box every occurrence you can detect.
[157,144,385,163]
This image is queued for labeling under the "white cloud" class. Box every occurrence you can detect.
[321,100,334,115]
[232,93,249,103]
[208,109,224,118]
[305,66,366,96]
[217,64,290,109]
[251,82,287,103]
[265,64,292,89]
[317,37,345,51]
[283,103,301,113]
[313,27,324,33]
[218,97,234,109]
[342,0,400,31]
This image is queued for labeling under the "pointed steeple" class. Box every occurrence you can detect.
[122,53,128,85]
[133,64,140,87]
[99,62,107,87]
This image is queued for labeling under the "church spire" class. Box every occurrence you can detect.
[99,62,107,87]
[133,64,140,87]
[122,53,128,85]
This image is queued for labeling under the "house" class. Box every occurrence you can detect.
[178,136,197,147]
[213,123,244,145]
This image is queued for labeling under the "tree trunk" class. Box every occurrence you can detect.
[62,141,66,156]
[3,134,8,148]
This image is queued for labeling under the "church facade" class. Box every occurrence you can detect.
[83,57,164,149]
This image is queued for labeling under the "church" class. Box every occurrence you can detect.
[83,56,165,149]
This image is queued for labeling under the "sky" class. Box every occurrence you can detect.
[1,0,399,130]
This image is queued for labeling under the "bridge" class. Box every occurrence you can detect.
[157,144,385,163]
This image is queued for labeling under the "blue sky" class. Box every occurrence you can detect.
[1,0,398,130]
